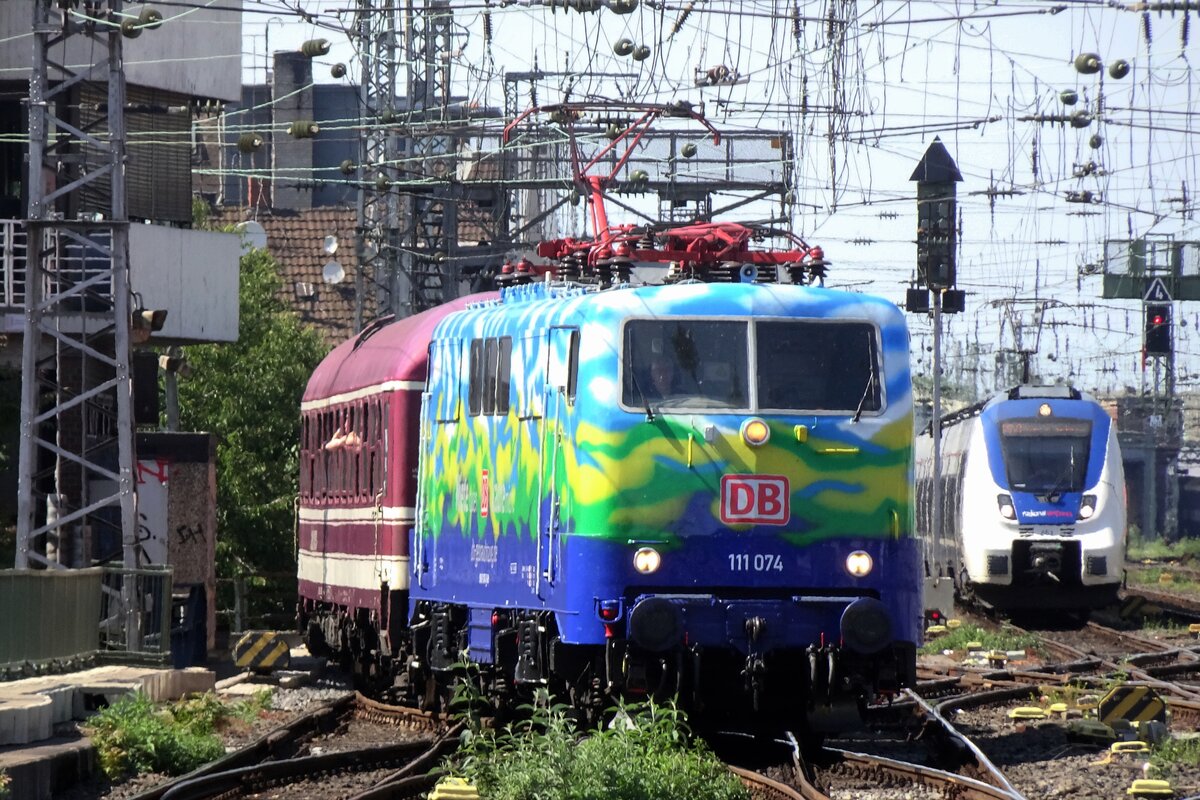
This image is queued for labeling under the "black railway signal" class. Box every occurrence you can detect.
[910,137,963,290]
[1145,302,1172,356]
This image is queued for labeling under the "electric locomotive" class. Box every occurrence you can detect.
[297,102,920,728]
[916,384,1126,612]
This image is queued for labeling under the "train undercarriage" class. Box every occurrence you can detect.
[298,595,915,730]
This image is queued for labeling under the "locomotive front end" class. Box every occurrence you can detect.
[963,388,1125,610]
[567,284,920,723]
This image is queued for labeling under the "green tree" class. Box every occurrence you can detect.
[177,248,327,575]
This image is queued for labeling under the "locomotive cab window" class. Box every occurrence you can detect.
[999,417,1092,495]
[621,318,882,413]
[757,321,881,413]
[623,320,748,409]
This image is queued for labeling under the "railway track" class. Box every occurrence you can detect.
[125,693,452,800]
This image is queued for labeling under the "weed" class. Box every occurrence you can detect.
[0,768,10,800]
[919,622,1039,656]
[1149,735,1200,777]
[1126,567,1200,594]
[84,692,226,779]
[448,693,748,800]
[1127,535,1200,562]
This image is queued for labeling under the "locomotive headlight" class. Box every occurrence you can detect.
[633,547,662,574]
[997,493,1016,520]
[1078,494,1097,520]
[845,550,873,578]
[740,418,771,447]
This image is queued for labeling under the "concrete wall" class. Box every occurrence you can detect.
[0,1,242,102]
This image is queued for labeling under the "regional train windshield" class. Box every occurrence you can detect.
[621,318,881,413]
[999,417,1092,494]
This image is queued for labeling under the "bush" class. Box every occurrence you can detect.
[84,692,226,778]
[450,694,749,800]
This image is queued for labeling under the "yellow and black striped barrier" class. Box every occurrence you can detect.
[232,631,291,672]
[1098,685,1167,727]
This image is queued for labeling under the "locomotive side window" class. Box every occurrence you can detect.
[470,336,514,417]
[566,330,579,405]
[756,321,880,413]
[496,337,513,414]
[483,338,499,415]
[468,339,484,416]
[622,320,748,409]
[999,418,1092,494]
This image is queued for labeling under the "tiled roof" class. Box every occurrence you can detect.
[210,207,367,347]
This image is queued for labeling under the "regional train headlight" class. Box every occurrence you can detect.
[633,547,662,575]
[1078,494,1097,520]
[845,550,873,578]
[997,494,1016,520]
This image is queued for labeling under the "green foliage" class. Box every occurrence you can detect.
[0,768,11,800]
[1127,534,1200,561]
[177,248,327,575]
[169,688,272,734]
[918,622,1039,656]
[1150,735,1200,776]
[449,692,749,800]
[1126,566,1200,593]
[84,692,225,779]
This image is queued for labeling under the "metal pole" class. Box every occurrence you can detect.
[931,290,943,577]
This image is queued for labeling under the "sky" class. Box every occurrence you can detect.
[235,0,1200,401]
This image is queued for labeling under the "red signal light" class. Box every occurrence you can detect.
[1153,314,1165,325]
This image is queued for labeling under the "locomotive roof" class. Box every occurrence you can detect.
[304,292,498,403]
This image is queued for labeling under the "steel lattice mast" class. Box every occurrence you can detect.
[403,0,457,313]
[353,0,403,329]
[18,0,138,574]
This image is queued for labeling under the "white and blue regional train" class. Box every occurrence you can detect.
[916,385,1126,612]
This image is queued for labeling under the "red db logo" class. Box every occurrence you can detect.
[720,475,790,525]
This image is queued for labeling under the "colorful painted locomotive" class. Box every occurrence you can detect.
[298,102,919,727]
[916,385,1126,613]
[298,280,919,724]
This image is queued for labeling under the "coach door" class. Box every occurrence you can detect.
[537,326,578,598]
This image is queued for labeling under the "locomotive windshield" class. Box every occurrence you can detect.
[621,318,881,412]
[623,320,749,408]
[999,417,1092,494]
[757,321,880,412]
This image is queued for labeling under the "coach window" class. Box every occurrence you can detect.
[469,339,484,416]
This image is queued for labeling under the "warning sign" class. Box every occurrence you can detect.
[1098,685,1167,727]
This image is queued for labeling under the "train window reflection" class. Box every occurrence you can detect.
[756,321,880,412]
[1000,418,1092,494]
[622,320,748,409]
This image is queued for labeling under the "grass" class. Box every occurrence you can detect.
[919,622,1039,657]
[84,690,272,779]
[1149,735,1200,777]
[447,691,749,800]
[1125,567,1200,594]
[1126,533,1200,562]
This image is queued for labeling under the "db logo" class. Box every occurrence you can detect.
[720,475,790,525]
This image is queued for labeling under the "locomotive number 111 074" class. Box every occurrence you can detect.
[729,553,784,572]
